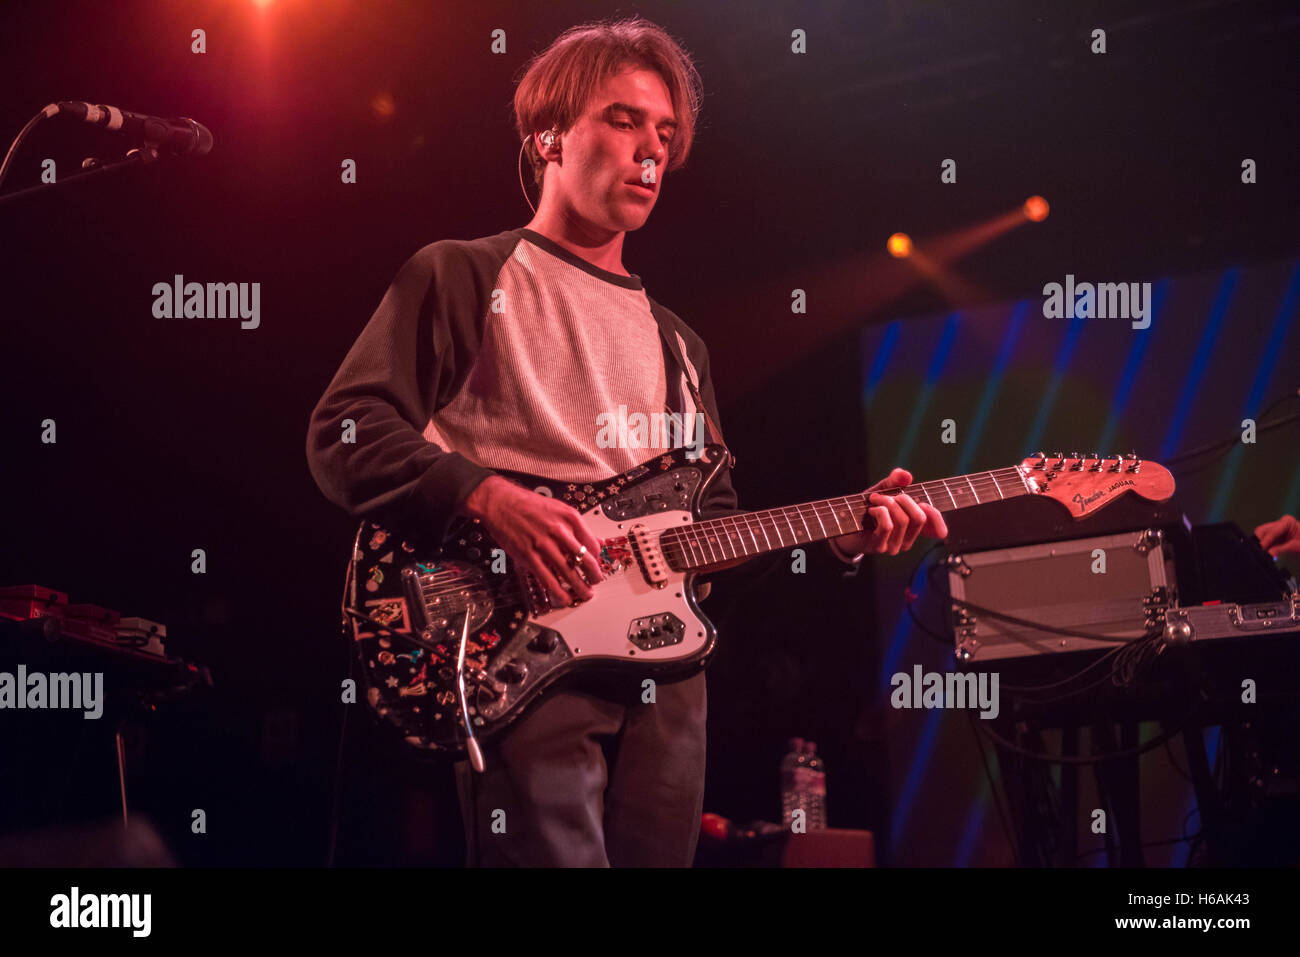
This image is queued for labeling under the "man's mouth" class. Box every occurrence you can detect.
[625,180,656,196]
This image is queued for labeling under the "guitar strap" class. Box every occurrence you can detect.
[649,304,736,468]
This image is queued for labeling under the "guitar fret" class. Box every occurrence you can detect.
[685,527,704,567]
[723,517,741,557]
[942,480,958,510]
[733,517,750,557]
[669,468,1039,568]
[832,498,853,534]
[724,517,740,559]
[699,526,714,566]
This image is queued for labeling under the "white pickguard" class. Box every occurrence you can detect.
[527,504,710,664]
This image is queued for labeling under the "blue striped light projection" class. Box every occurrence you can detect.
[860,256,1300,866]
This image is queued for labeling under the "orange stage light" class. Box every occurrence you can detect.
[887,232,913,258]
[1023,195,1049,222]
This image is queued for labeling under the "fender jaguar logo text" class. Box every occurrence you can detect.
[1072,478,1135,513]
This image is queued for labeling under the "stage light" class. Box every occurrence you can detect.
[887,232,913,258]
[1023,196,1049,222]
[371,92,396,120]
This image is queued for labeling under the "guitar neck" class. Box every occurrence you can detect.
[659,467,1032,570]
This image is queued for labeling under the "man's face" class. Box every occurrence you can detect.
[545,67,677,235]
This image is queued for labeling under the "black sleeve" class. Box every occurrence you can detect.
[305,241,503,544]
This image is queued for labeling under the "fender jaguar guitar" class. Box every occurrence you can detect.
[344,445,1174,758]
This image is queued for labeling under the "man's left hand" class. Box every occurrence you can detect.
[832,468,948,556]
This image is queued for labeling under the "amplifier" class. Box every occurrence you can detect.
[947,528,1176,662]
[1163,595,1300,645]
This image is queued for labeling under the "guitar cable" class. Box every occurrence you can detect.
[1164,388,1300,478]
[908,549,1170,703]
[327,549,360,868]
[455,609,487,773]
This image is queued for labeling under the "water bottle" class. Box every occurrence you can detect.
[803,740,828,830]
[780,736,809,828]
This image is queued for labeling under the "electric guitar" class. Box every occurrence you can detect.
[343,445,1174,757]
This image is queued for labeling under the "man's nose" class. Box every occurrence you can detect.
[637,134,666,169]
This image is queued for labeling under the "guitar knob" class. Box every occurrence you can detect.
[528,631,559,654]
[496,661,527,684]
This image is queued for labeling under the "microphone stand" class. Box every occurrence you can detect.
[0,146,158,209]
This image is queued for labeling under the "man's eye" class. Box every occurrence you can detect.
[614,120,633,129]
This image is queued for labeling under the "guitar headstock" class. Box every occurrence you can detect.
[1019,451,1175,519]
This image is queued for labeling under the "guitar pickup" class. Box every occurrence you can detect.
[627,613,684,650]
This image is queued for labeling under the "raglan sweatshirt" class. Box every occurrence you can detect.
[305,228,861,580]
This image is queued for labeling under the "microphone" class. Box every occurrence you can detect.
[55,101,213,155]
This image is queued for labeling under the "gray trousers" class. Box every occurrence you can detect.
[454,669,707,867]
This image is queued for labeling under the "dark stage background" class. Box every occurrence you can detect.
[1,0,1297,866]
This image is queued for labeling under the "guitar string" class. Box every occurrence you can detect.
[417,467,1037,598]
[410,461,1137,608]
[656,462,1140,565]
[658,467,1035,564]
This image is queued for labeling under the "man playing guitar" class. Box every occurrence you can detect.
[306,16,947,866]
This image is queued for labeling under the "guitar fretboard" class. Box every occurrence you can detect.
[658,466,1031,570]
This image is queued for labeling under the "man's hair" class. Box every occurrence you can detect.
[514,16,703,188]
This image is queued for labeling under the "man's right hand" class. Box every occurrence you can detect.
[462,475,605,608]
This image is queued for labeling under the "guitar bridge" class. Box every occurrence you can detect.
[628,525,669,586]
